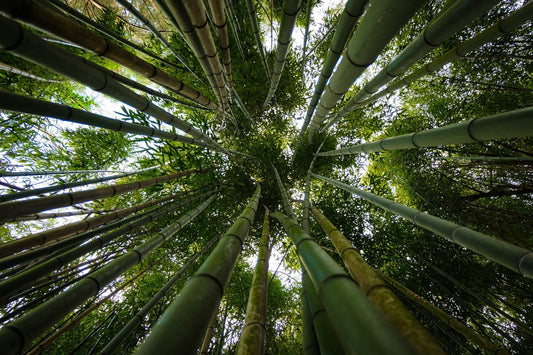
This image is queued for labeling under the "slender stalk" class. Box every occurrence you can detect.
[307,0,425,141]
[0,168,206,224]
[10,210,94,222]
[301,272,320,355]
[245,0,271,81]
[236,207,271,354]
[272,211,413,354]
[200,309,218,354]
[0,61,61,82]
[376,270,508,355]
[317,107,533,156]
[135,185,261,354]
[310,205,444,354]
[100,235,219,354]
[312,174,533,278]
[0,195,217,355]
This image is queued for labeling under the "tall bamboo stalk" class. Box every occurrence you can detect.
[317,107,533,156]
[0,195,216,355]
[135,185,261,354]
[0,164,159,203]
[263,0,302,110]
[326,0,499,128]
[0,0,220,110]
[310,205,444,354]
[0,168,205,224]
[0,188,198,258]
[0,192,215,302]
[0,15,228,154]
[301,270,320,355]
[0,90,211,153]
[312,174,533,278]
[245,0,271,81]
[322,1,533,131]
[272,211,413,354]
[200,310,218,354]
[307,0,425,141]
[236,207,271,354]
[100,236,219,354]
[376,270,508,354]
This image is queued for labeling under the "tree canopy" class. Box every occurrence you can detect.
[0,0,532,353]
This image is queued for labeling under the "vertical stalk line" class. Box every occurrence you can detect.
[310,206,444,354]
[199,309,219,354]
[322,2,533,132]
[0,0,220,110]
[236,207,271,354]
[99,235,220,354]
[0,191,215,302]
[308,0,425,141]
[263,0,302,110]
[0,168,206,224]
[0,90,210,150]
[376,270,508,354]
[135,185,261,354]
[0,194,217,355]
[0,15,228,153]
[272,211,413,354]
[245,0,271,81]
[312,174,533,278]
[0,186,203,258]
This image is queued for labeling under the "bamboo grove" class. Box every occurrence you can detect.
[0,0,531,353]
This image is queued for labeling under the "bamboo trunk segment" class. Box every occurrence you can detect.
[0,195,217,355]
[0,168,206,224]
[134,185,261,354]
[310,205,444,354]
[272,211,414,354]
[312,174,533,278]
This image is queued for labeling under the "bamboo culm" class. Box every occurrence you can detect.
[0,195,217,355]
[0,168,206,224]
[272,211,414,354]
[312,174,533,278]
[135,185,261,354]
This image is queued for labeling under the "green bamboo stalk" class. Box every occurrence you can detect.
[0,163,160,203]
[245,0,271,81]
[328,0,499,126]
[0,0,220,110]
[0,61,61,83]
[236,207,271,354]
[317,107,533,156]
[376,270,508,354]
[433,156,533,163]
[263,0,302,110]
[272,164,297,222]
[301,141,324,232]
[310,205,444,354]
[322,1,533,131]
[207,0,235,99]
[135,185,261,354]
[100,235,219,355]
[0,188,196,258]
[298,0,368,146]
[301,271,345,354]
[312,174,533,278]
[10,210,93,222]
[0,168,205,224]
[200,310,218,354]
[272,211,413,354]
[0,15,228,154]
[307,0,425,141]
[0,195,216,355]
[301,272,320,355]
[0,169,124,177]
[0,192,214,300]
[114,0,203,83]
[0,90,211,155]
[224,0,246,60]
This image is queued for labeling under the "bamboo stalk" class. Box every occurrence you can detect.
[376,270,508,354]
[245,0,271,81]
[0,0,220,110]
[236,207,271,354]
[135,185,261,354]
[307,0,425,141]
[0,168,206,224]
[100,235,219,354]
[0,195,217,355]
[317,107,533,156]
[272,211,413,354]
[310,205,444,354]
[312,174,533,278]
[0,188,198,258]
